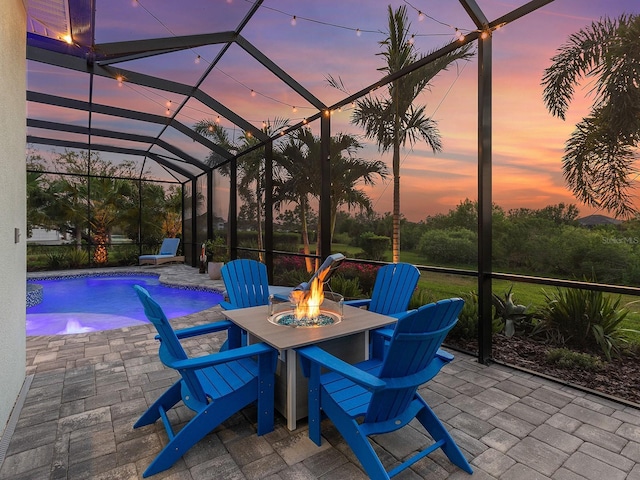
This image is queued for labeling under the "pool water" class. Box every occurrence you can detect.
[26,275,223,335]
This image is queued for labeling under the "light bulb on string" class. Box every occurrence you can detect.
[481,30,490,39]
[291,15,297,26]
[418,11,425,21]
[165,108,171,116]
[408,34,415,45]
[208,124,214,132]
[166,100,172,108]
[292,106,297,113]
[195,55,201,64]
[216,115,221,123]
[116,75,124,87]
[455,28,465,41]
[356,28,361,37]
[250,89,256,97]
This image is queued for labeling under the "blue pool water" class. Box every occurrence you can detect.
[26,275,223,335]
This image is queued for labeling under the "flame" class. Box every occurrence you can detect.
[289,266,333,320]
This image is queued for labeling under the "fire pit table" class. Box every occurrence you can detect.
[221,303,396,430]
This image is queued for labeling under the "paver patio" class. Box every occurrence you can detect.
[2,265,639,479]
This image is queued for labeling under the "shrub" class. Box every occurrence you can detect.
[359,232,390,261]
[418,228,477,266]
[492,285,533,337]
[274,232,300,252]
[46,251,69,269]
[448,292,478,341]
[337,262,380,296]
[535,287,635,360]
[545,348,604,371]
[67,247,89,268]
[408,287,437,310]
[329,275,363,299]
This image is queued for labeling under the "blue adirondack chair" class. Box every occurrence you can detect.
[220,258,271,310]
[132,285,277,478]
[297,298,472,479]
[345,262,420,318]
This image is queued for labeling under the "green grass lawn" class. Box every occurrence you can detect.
[329,244,640,343]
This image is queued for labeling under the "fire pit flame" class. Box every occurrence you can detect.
[268,253,345,327]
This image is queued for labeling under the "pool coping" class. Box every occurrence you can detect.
[26,265,226,294]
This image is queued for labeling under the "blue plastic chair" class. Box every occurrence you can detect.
[344,262,420,318]
[220,259,271,310]
[297,298,472,480]
[132,285,277,478]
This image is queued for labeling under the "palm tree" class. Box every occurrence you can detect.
[541,14,640,218]
[276,127,388,271]
[335,5,474,262]
[196,119,289,261]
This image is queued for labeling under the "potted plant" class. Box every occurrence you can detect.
[205,236,228,280]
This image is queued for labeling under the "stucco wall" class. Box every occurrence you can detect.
[0,0,27,435]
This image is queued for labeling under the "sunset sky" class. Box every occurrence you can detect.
[26,0,639,222]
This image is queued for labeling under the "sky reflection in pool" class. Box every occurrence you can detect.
[26,275,223,335]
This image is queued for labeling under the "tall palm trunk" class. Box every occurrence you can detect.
[300,198,313,273]
[256,177,264,263]
[392,140,401,263]
[93,225,109,264]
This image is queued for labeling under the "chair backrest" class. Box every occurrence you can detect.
[159,238,180,255]
[365,298,464,423]
[133,285,207,403]
[221,259,270,308]
[368,263,420,315]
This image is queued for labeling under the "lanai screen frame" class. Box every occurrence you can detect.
[26,0,590,365]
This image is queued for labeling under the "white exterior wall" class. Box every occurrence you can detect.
[0,0,26,435]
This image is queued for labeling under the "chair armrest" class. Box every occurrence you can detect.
[168,342,276,370]
[219,300,235,310]
[343,298,371,309]
[370,328,453,362]
[297,345,386,391]
[388,309,416,319]
[172,320,234,339]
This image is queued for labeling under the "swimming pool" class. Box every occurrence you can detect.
[26,274,223,335]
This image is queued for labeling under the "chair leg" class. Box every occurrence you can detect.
[322,394,389,480]
[134,380,182,428]
[142,403,222,477]
[415,399,473,474]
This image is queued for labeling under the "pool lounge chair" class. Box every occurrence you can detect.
[139,238,184,265]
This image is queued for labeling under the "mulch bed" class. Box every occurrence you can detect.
[446,335,640,406]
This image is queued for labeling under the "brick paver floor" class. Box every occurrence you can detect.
[2,265,639,479]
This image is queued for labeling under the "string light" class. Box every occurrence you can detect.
[208,124,214,132]
[216,115,221,123]
[408,34,415,45]
[292,106,297,113]
[166,100,172,108]
[455,28,465,41]
[418,10,425,21]
[195,55,201,64]
[291,15,297,26]
[356,28,361,37]
[165,107,171,116]
[480,30,489,39]
[250,89,256,97]
[116,75,124,87]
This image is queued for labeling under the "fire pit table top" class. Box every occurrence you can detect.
[222,304,396,351]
